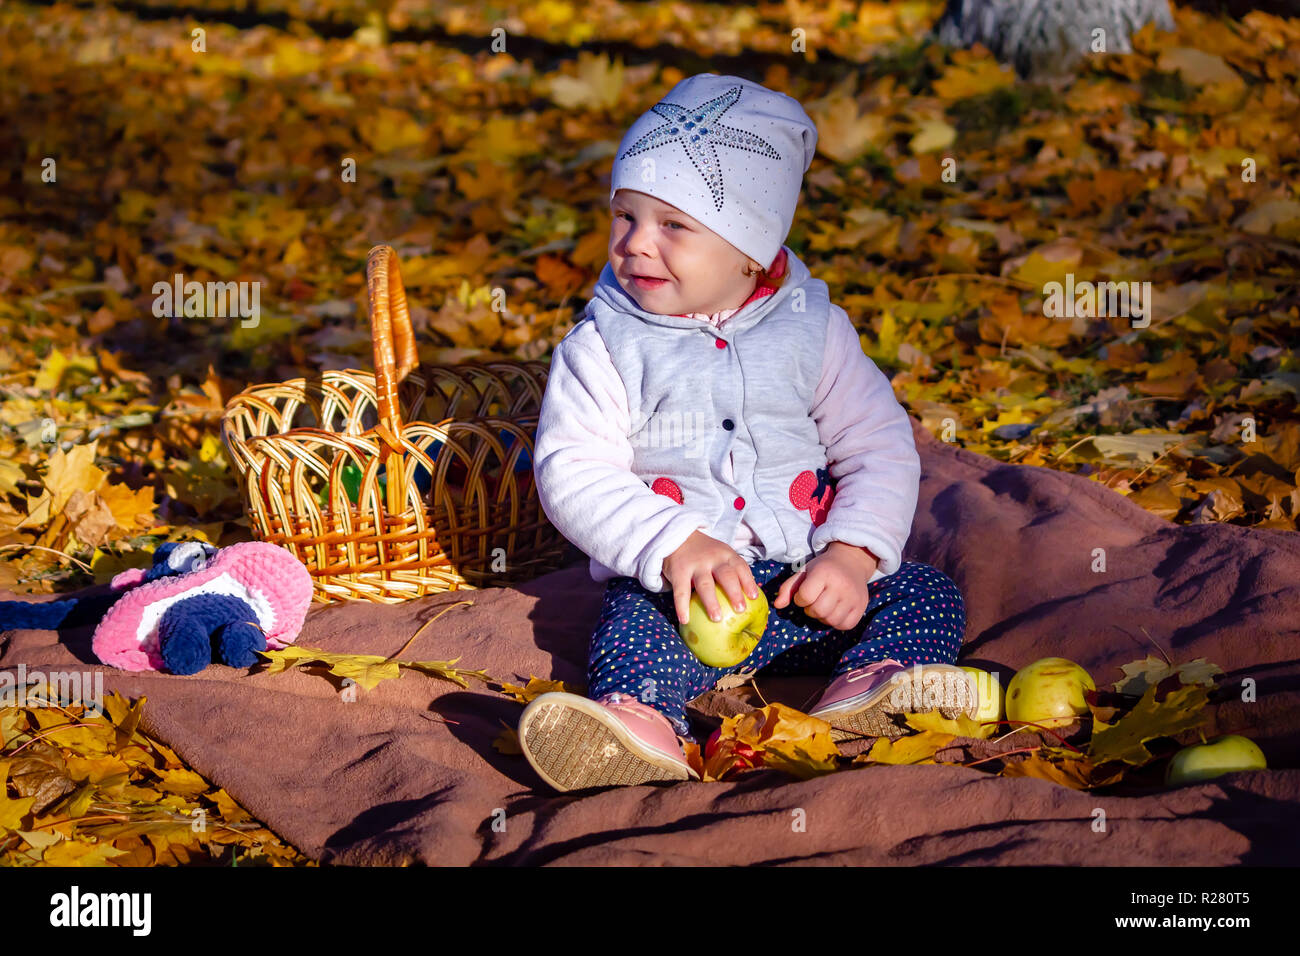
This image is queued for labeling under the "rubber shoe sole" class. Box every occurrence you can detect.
[810,663,975,742]
[518,693,700,792]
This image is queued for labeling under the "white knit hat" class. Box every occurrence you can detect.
[609,73,818,272]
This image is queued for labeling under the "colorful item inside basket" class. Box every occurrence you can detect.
[317,432,533,509]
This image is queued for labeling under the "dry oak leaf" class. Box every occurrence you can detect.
[727,702,840,780]
[998,751,1125,791]
[1155,48,1242,88]
[694,703,840,782]
[1112,656,1225,696]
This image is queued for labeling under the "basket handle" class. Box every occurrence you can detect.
[365,244,419,513]
[365,244,419,437]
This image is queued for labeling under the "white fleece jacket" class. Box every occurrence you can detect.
[533,299,921,593]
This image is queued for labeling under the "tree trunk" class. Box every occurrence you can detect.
[936,0,1176,76]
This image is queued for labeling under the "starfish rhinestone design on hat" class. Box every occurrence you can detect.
[616,86,781,212]
[610,74,817,270]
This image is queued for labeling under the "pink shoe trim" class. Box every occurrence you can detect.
[809,659,908,715]
[595,692,689,764]
[844,658,907,685]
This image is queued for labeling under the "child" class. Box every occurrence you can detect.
[519,74,973,792]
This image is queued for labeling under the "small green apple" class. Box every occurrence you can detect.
[678,582,768,668]
[904,667,1004,738]
[1165,734,1267,786]
[1005,657,1095,731]
[960,666,1004,734]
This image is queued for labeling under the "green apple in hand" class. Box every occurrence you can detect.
[678,582,768,668]
[1165,734,1267,786]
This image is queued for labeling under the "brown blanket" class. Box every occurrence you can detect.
[4,423,1298,865]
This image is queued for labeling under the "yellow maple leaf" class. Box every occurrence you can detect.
[257,646,487,691]
[42,440,106,514]
[807,78,886,164]
[33,350,68,392]
[546,51,624,111]
[904,710,994,740]
[360,107,427,153]
[981,407,1039,433]
[212,788,252,823]
[496,676,580,704]
[64,754,131,787]
[862,310,902,365]
[267,37,323,77]
[1235,199,1300,237]
[0,764,37,830]
[400,659,493,689]
[1010,251,1080,290]
[910,117,956,154]
[0,457,25,497]
[856,730,957,765]
[933,57,1014,100]
[98,481,156,534]
[493,721,523,755]
[256,646,403,690]
[155,768,209,799]
[41,840,129,866]
[1088,683,1211,766]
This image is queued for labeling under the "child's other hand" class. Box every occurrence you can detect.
[662,531,762,629]
[774,543,879,631]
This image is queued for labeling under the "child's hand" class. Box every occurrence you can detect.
[662,530,762,628]
[774,542,879,631]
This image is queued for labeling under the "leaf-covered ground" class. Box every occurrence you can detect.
[1,0,1297,864]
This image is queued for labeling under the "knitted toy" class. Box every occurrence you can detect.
[0,541,217,632]
[0,541,313,676]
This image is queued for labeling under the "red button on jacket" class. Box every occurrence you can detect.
[715,338,727,349]
[733,496,745,509]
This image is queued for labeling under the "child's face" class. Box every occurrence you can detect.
[609,189,758,316]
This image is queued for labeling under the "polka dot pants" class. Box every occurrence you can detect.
[588,560,965,739]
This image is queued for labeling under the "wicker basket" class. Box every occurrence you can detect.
[219,244,570,604]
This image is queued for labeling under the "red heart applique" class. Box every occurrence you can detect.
[651,477,683,504]
[788,467,835,526]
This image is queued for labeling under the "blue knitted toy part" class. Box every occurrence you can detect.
[157,593,266,675]
[144,541,217,582]
[0,540,215,632]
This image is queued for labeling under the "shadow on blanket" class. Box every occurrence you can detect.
[2,422,1298,865]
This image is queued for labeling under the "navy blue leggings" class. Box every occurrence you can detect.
[588,559,965,738]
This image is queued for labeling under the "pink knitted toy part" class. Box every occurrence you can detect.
[92,541,313,672]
